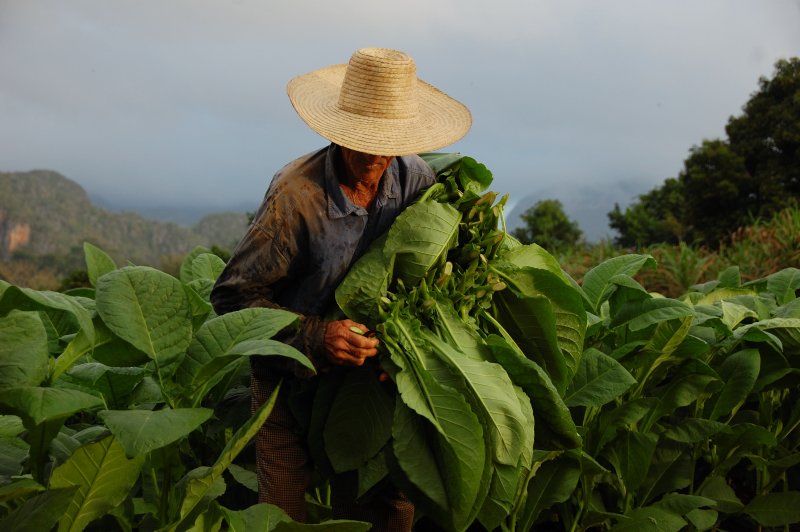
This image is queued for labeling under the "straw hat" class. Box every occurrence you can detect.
[287,48,472,156]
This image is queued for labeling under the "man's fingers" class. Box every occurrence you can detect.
[348,334,379,349]
[331,344,378,365]
[325,320,380,367]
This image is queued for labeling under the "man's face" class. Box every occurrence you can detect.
[340,146,394,184]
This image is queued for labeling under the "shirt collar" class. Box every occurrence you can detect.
[325,144,399,219]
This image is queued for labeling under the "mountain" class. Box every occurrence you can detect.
[0,170,249,283]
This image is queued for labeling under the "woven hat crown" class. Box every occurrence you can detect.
[287,47,471,156]
[338,48,419,120]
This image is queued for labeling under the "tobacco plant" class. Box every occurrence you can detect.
[0,244,368,531]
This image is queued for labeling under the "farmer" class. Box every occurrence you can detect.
[210,47,471,530]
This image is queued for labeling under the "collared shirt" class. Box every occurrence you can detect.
[210,144,435,373]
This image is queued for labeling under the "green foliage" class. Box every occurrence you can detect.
[727,57,800,201]
[681,140,753,245]
[330,155,584,530]
[2,154,800,530]
[328,155,800,531]
[0,245,370,530]
[512,199,582,252]
[563,203,800,298]
[608,177,687,247]
[609,57,800,248]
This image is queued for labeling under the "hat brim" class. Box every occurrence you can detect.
[287,64,472,156]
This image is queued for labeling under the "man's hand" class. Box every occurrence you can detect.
[324,319,379,366]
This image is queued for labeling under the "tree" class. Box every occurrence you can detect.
[726,57,800,203]
[512,199,582,251]
[608,177,686,247]
[608,57,800,248]
[679,139,752,245]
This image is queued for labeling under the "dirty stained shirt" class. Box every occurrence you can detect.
[210,143,436,377]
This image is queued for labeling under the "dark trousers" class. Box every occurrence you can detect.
[251,372,414,531]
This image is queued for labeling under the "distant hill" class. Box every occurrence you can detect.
[0,170,249,283]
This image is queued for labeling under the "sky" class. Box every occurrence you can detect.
[2,0,799,240]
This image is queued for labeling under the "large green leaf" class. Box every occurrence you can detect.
[0,285,95,343]
[0,487,78,532]
[335,234,394,327]
[384,200,461,286]
[581,254,656,312]
[478,460,525,531]
[49,435,143,532]
[223,502,370,532]
[179,246,212,284]
[384,316,488,531]
[592,398,657,454]
[630,317,699,394]
[99,407,213,457]
[518,454,581,530]
[490,287,564,388]
[83,242,117,286]
[498,243,572,285]
[639,369,720,432]
[743,491,800,526]
[0,386,103,427]
[419,151,465,174]
[764,267,800,306]
[735,318,800,355]
[476,385,535,531]
[565,348,636,408]
[421,329,528,467]
[171,380,282,530]
[604,430,658,494]
[176,307,307,403]
[190,253,226,282]
[323,367,394,473]
[486,335,581,449]
[651,494,717,516]
[430,295,489,361]
[0,435,28,477]
[52,319,118,382]
[611,506,686,532]
[637,446,693,505]
[662,418,729,443]
[706,348,760,421]
[713,423,777,476]
[685,508,718,531]
[718,300,759,330]
[57,363,145,409]
[227,463,258,493]
[453,156,494,191]
[0,477,44,504]
[491,266,586,392]
[390,398,485,532]
[610,298,694,331]
[95,266,192,369]
[697,475,743,513]
[0,311,49,387]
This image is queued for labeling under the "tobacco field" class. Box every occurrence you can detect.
[1,155,799,531]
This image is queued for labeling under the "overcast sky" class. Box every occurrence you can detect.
[2,1,799,239]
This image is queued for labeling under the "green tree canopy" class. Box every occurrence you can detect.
[609,57,800,248]
[512,199,582,251]
[608,177,686,247]
[726,57,800,202]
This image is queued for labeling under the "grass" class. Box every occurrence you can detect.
[557,205,800,298]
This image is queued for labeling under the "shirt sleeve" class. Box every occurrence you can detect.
[210,190,329,378]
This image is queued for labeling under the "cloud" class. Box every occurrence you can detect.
[1,0,799,223]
